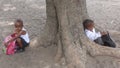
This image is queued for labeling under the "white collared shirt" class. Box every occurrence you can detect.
[85,28,101,41]
[20,27,30,43]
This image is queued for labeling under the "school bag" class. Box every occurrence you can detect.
[4,34,16,55]
[101,33,116,48]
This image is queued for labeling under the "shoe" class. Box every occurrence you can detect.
[16,48,25,53]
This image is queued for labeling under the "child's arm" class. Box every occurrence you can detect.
[86,31,101,41]
[4,30,26,46]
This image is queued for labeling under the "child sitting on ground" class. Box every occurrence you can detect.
[83,19,116,48]
[4,19,30,53]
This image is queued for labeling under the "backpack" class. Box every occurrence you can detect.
[4,35,16,55]
[101,33,116,48]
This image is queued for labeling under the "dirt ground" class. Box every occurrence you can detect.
[0,0,120,68]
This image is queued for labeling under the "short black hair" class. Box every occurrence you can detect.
[83,19,94,30]
[15,19,23,26]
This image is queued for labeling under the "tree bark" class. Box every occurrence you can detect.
[46,0,120,68]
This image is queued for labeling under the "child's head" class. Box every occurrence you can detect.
[14,19,23,32]
[83,19,94,30]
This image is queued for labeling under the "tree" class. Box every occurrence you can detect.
[44,0,120,68]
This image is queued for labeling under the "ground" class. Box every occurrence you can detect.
[0,0,120,68]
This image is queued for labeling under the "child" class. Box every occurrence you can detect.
[4,19,30,52]
[83,19,116,48]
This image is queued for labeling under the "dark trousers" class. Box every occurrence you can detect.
[16,37,29,50]
[94,34,116,48]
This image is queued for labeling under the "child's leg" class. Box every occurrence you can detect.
[16,38,25,52]
[16,37,29,52]
[16,38,23,48]
[94,37,104,45]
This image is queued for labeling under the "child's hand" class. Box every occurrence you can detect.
[4,42,9,47]
[14,28,19,34]
[100,31,108,35]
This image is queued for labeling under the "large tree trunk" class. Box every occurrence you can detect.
[46,0,120,68]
